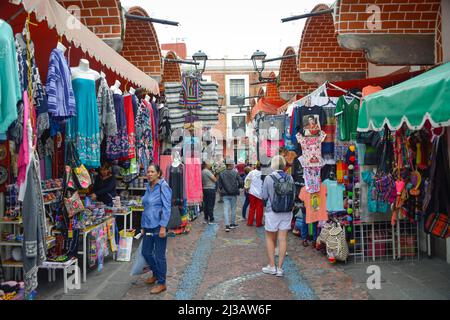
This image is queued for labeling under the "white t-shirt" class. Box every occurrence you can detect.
[245,169,263,199]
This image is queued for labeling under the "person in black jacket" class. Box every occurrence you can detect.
[218,162,244,232]
[90,163,117,206]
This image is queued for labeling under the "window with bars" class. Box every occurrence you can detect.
[229,79,245,105]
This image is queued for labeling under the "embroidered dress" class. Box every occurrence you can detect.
[135,101,153,172]
[303,167,321,193]
[123,95,136,159]
[46,48,76,120]
[66,78,100,168]
[97,77,117,141]
[106,94,129,160]
[297,131,326,168]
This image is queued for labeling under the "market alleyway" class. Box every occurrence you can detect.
[36,195,450,300]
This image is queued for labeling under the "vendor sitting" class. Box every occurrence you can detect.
[90,163,117,206]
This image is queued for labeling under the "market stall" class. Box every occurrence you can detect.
[0,0,161,300]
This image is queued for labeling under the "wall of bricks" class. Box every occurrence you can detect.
[335,0,440,34]
[57,0,122,40]
[298,4,367,74]
[279,47,317,97]
[265,72,281,100]
[120,6,162,78]
[161,51,182,83]
[161,43,187,60]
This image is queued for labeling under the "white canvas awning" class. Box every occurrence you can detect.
[20,0,160,94]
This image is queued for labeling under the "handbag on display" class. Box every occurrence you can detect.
[66,142,92,189]
[64,190,85,218]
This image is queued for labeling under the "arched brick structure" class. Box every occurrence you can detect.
[265,72,281,99]
[121,6,162,82]
[278,47,317,100]
[57,0,122,50]
[257,87,265,100]
[161,51,182,84]
[335,0,440,65]
[298,4,367,84]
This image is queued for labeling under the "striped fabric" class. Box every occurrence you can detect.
[46,48,76,120]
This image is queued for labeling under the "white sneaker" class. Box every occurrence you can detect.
[262,265,277,275]
[276,268,284,277]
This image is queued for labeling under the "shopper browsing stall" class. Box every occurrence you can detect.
[141,164,172,294]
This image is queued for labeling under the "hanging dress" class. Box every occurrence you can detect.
[66,78,100,168]
[122,95,136,160]
[135,101,153,172]
[106,94,129,160]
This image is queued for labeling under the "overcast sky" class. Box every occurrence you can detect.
[121,0,331,59]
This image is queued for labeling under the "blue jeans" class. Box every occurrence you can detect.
[223,196,237,226]
[242,192,250,219]
[142,226,167,285]
[300,208,317,241]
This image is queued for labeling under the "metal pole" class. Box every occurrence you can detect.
[281,9,334,23]
[125,13,179,26]
[163,58,199,65]
[263,54,297,63]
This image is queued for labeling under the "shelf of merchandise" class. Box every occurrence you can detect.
[44,200,59,206]
[1,260,23,268]
[0,241,22,246]
[42,187,63,193]
[0,219,23,225]
[115,176,147,180]
[116,187,146,191]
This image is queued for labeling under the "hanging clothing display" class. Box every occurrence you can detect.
[21,152,47,297]
[17,91,32,188]
[46,47,76,120]
[135,101,153,172]
[294,104,327,138]
[362,170,389,213]
[106,94,129,160]
[66,77,100,168]
[303,167,321,193]
[168,164,184,206]
[322,179,345,212]
[299,185,328,224]
[122,95,136,160]
[184,156,203,204]
[335,96,360,141]
[297,131,326,167]
[15,32,49,141]
[97,77,117,141]
[0,20,21,134]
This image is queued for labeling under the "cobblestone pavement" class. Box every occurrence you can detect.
[36,194,449,300]
[123,195,370,300]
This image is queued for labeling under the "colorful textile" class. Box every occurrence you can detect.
[123,95,136,159]
[66,78,100,168]
[261,140,285,157]
[46,48,76,120]
[0,20,21,134]
[362,170,389,213]
[106,94,129,160]
[180,76,201,108]
[135,101,153,172]
[97,77,117,140]
[303,167,321,193]
[17,91,30,187]
[297,131,326,167]
[299,185,328,224]
[185,157,203,204]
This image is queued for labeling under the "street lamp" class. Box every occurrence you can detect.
[192,50,208,74]
[251,50,267,75]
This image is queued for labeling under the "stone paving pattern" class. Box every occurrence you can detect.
[36,195,450,300]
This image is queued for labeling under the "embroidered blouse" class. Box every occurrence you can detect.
[46,48,76,120]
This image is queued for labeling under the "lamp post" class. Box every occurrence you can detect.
[192,50,208,75]
[251,50,267,81]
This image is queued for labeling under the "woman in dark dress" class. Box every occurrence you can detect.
[90,163,117,206]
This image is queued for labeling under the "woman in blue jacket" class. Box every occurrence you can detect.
[141,164,172,294]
